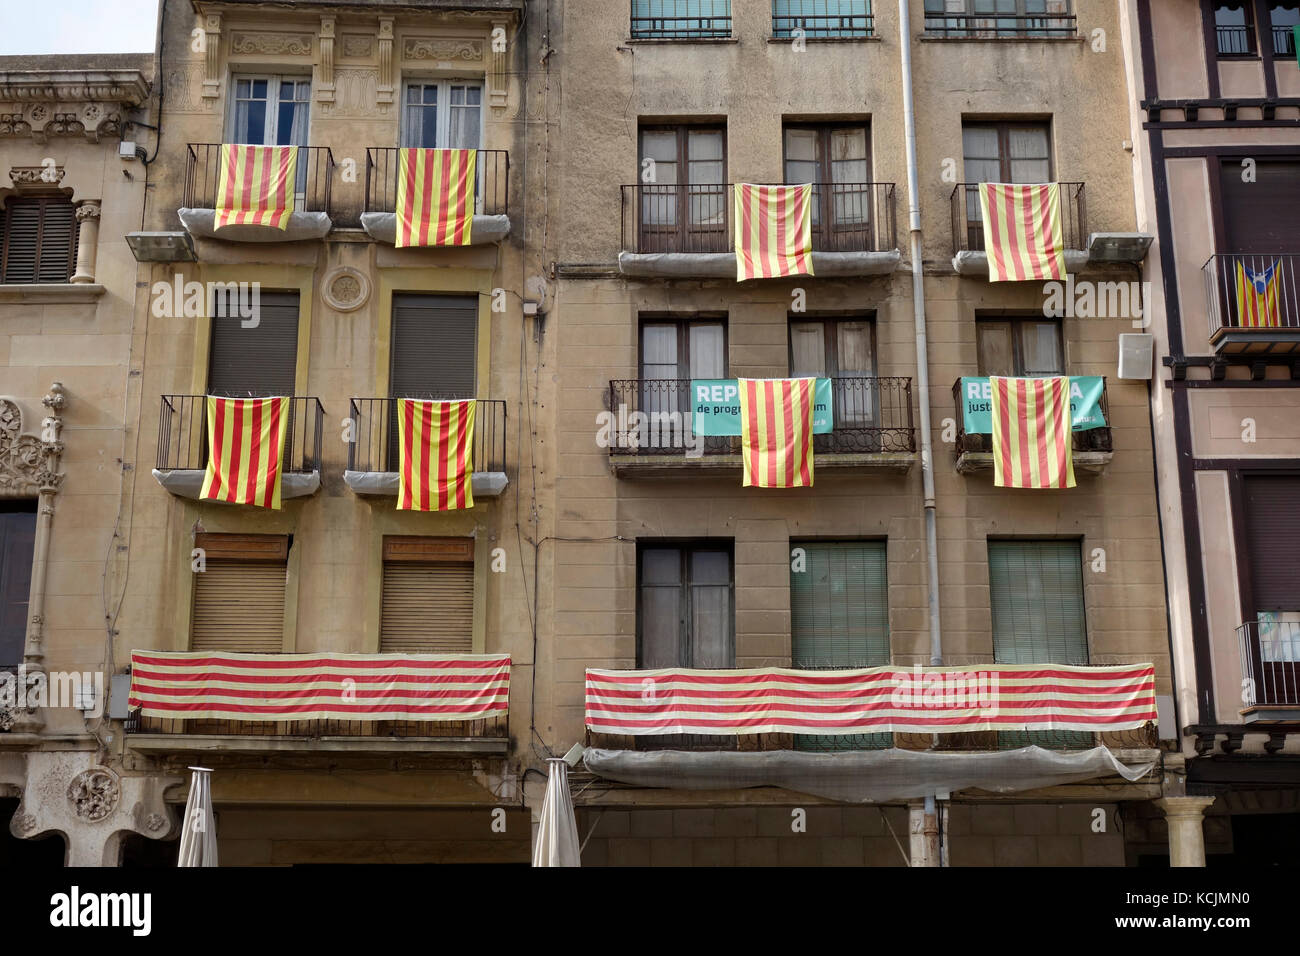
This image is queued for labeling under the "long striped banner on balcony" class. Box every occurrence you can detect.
[395,147,477,247]
[213,144,298,230]
[397,398,475,511]
[977,182,1067,282]
[734,183,814,281]
[585,664,1157,735]
[200,396,290,510]
[129,651,510,721]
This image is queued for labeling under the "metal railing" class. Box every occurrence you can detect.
[1216,24,1255,55]
[1274,24,1297,57]
[951,377,1112,455]
[125,710,507,739]
[606,377,915,456]
[347,397,507,474]
[156,395,325,474]
[631,1,732,38]
[364,148,510,217]
[182,144,335,214]
[1205,254,1300,338]
[621,182,897,254]
[772,1,873,38]
[1239,621,1300,709]
[924,12,1077,38]
[950,182,1086,254]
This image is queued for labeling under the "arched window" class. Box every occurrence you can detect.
[0,196,77,284]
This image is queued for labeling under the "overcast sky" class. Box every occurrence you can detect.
[0,0,159,56]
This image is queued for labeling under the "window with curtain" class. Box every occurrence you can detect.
[638,125,727,252]
[1214,2,1258,55]
[784,124,871,244]
[0,507,36,668]
[790,318,876,426]
[0,196,77,284]
[923,0,1072,36]
[230,76,311,145]
[961,121,1052,248]
[639,318,725,422]
[772,1,873,38]
[631,0,732,39]
[976,317,1064,377]
[988,539,1093,749]
[402,81,483,148]
[638,544,734,668]
[1270,5,1299,55]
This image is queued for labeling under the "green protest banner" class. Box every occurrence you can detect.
[690,379,834,436]
[958,376,1107,435]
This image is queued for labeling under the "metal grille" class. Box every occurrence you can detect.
[950,182,1086,254]
[155,395,325,473]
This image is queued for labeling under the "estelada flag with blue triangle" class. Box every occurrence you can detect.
[1235,259,1281,328]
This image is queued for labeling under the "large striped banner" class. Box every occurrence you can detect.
[990,376,1075,490]
[1235,259,1281,328]
[734,183,814,281]
[213,144,298,230]
[129,651,511,722]
[395,147,477,247]
[199,396,290,510]
[738,378,815,489]
[585,664,1157,735]
[397,399,476,511]
[977,182,1067,282]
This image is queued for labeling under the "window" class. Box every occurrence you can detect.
[638,544,734,668]
[1218,159,1300,253]
[388,294,478,467]
[640,318,726,381]
[988,539,1093,749]
[380,537,474,653]
[1214,2,1258,55]
[207,290,301,396]
[0,197,76,284]
[638,125,727,253]
[790,317,876,426]
[229,76,311,145]
[962,122,1052,185]
[1241,476,1300,664]
[791,541,891,750]
[1274,5,1300,55]
[191,534,288,652]
[924,0,1074,37]
[784,123,872,247]
[976,317,1064,377]
[631,0,732,39]
[402,80,483,149]
[0,508,36,668]
[772,1,873,38]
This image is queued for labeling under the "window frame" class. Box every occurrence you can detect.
[923,0,1075,38]
[638,314,729,380]
[400,78,486,149]
[630,0,733,40]
[961,120,1054,185]
[636,541,736,670]
[637,123,728,253]
[782,121,874,244]
[1272,4,1300,55]
[975,315,1066,378]
[1211,1,1260,57]
[225,74,312,145]
[771,0,874,39]
[0,195,78,285]
[0,506,37,668]
[787,315,878,378]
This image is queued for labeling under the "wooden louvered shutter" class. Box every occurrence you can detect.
[1,197,76,284]
[1219,161,1300,253]
[1243,475,1300,613]
[208,291,300,396]
[190,534,288,652]
[390,294,478,398]
[380,537,474,653]
[0,510,37,667]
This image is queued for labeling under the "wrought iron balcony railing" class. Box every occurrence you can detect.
[951,378,1112,455]
[631,1,732,38]
[1274,24,1298,57]
[607,377,915,457]
[1216,24,1255,55]
[364,148,510,217]
[772,2,873,38]
[621,182,897,255]
[950,182,1086,255]
[1239,620,1300,710]
[924,12,1077,38]
[182,144,335,214]
[156,395,325,474]
[125,710,507,739]
[347,397,507,474]
[1204,254,1300,343]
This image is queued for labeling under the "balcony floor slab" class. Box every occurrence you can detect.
[125,733,509,756]
[178,208,333,242]
[952,248,1089,278]
[609,451,916,478]
[152,468,320,500]
[343,469,508,498]
[360,211,510,246]
[955,450,1112,476]
[618,249,902,279]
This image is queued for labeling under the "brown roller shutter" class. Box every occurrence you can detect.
[208,290,300,396]
[380,536,474,653]
[1,198,77,284]
[190,534,289,652]
[1219,161,1300,253]
[389,294,478,398]
[1242,475,1300,612]
[0,510,37,667]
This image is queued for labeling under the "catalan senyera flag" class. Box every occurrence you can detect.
[978,182,1067,283]
[990,376,1075,490]
[734,183,815,281]
[737,377,815,489]
[1235,259,1281,328]
[395,148,477,247]
[199,396,290,510]
[397,399,476,511]
[213,144,298,230]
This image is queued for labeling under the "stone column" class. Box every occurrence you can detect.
[1155,796,1218,867]
[70,201,100,283]
[908,801,941,866]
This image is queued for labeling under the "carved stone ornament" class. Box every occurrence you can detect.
[342,35,374,58]
[9,165,64,186]
[13,812,36,834]
[230,32,314,57]
[67,767,121,822]
[145,812,166,832]
[0,697,15,732]
[0,69,148,143]
[403,38,483,62]
[0,400,44,498]
[322,267,370,313]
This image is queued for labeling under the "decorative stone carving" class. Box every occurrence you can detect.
[342,35,374,58]
[12,812,36,834]
[377,18,395,105]
[318,17,336,105]
[0,400,44,498]
[403,37,483,63]
[231,32,314,56]
[0,68,147,142]
[325,70,385,118]
[75,202,100,223]
[322,267,370,313]
[68,767,121,822]
[145,813,166,833]
[8,165,64,186]
[0,698,15,732]
[202,14,223,99]
[488,20,510,112]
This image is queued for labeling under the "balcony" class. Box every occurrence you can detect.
[1205,254,1300,357]
[606,376,916,477]
[178,144,335,242]
[152,395,325,500]
[951,378,1113,476]
[360,147,510,246]
[344,397,508,499]
[618,182,900,279]
[923,12,1077,39]
[1238,621,1300,723]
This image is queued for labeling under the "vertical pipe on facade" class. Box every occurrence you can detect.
[897,0,942,666]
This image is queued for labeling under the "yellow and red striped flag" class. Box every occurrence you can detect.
[200,396,291,509]
[977,182,1067,283]
[1235,259,1281,328]
[395,148,477,247]
[734,183,815,281]
[397,399,476,511]
[213,145,298,230]
[990,376,1075,489]
[738,378,816,488]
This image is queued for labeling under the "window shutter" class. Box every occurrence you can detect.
[791,541,889,668]
[0,511,37,667]
[1243,475,1300,612]
[390,294,478,398]
[379,537,475,653]
[191,562,287,652]
[207,291,300,396]
[1219,161,1300,252]
[1,198,76,284]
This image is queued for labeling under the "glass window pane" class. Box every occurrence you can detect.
[691,549,731,586]
[836,321,874,374]
[790,322,827,376]
[641,548,682,586]
[641,323,678,370]
[977,322,1015,376]
[691,583,732,667]
[688,323,725,379]
[1021,321,1063,375]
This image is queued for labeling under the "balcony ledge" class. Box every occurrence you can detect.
[955,450,1112,476]
[610,451,916,478]
[152,468,321,500]
[1210,326,1300,356]
[0,283,105,303]
[178,207,333,243]
[343,469,508,498]
[952,248,1090,278]
[1242,705,1300,724]
[360,212,510,246]
[618,249,902,279]
[125,733,509,756]
[1087,232,1154,264]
